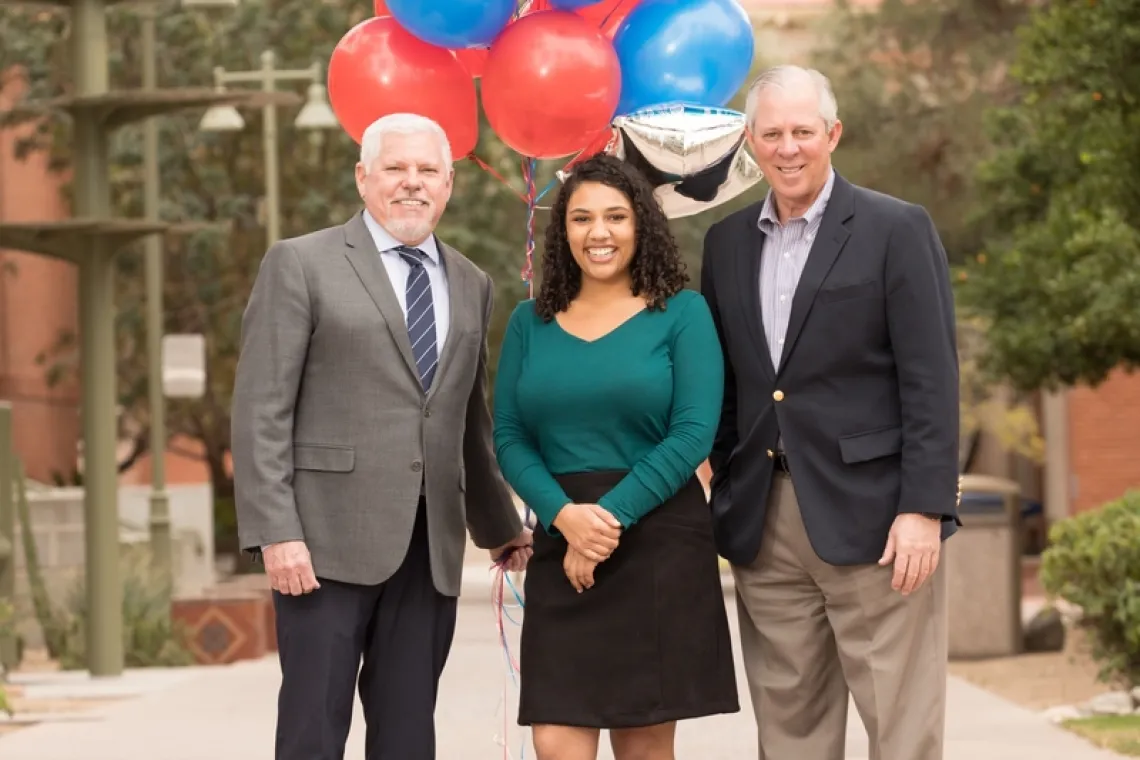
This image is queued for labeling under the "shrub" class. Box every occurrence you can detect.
[56,545,195,670]
[0,600,13,714]
[1039,490,1140,687]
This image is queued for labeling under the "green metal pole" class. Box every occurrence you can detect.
[141,4,173,591]
[0,401,16,670]
[74,0,124,677]
[261,50,280,247]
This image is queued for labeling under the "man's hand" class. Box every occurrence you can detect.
[878,513,941,595]
[563,546,598,593]
[552,504,622,562]
[263,540,320,596]
[491,528,533,573]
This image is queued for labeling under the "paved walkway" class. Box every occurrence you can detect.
[0,589,1127,760]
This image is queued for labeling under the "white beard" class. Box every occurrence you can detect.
[387,218,433,244]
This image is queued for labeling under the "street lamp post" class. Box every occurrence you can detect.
[199,50,338,246]
[138,2,173,591]
[137,0,238,592]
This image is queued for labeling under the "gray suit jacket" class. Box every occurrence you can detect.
[231,212,522,596]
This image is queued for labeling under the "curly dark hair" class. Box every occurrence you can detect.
[534,153,688,321]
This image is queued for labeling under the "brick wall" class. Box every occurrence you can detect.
[1,69,80,485]
[1067,368,1140,513]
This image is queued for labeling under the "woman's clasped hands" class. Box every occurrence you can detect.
[552,502,622,593]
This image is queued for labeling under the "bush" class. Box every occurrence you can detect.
[56,546,195,671]
[1039,490,1140,688]
[0,600,13,714]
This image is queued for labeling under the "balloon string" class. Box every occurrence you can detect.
[599,0,635,29]
[522,157,538,295]
[467,153,531,204]
[491,563,526,759]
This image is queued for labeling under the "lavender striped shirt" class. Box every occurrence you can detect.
[758,168,836,370]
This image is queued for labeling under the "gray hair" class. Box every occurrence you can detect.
[359,113,453,174]
[744,65,839,131]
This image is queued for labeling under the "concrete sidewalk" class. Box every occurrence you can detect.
[0,594,1127,760]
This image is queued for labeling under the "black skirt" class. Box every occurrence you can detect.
[517,471,740,729]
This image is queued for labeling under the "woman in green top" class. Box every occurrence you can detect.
[493,154,739,760]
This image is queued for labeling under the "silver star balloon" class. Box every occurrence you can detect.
[613,102,752,178]
[560,103,764,219]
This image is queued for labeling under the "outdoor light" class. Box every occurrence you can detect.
[198,103,245,131]
[293,82,339,131]
[198,73,245,132]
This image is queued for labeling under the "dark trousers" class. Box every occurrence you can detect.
[273,499,458,760]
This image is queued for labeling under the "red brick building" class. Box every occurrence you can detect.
[0,70,80,485]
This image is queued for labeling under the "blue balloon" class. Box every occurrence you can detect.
[549,0,605,8]
[613,0,755,116]
[387,0,517,49]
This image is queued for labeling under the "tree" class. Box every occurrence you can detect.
[957,0,1140,393]
[810,0,1026,266]
[1,2,539,509]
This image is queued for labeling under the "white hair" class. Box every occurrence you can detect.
[744,65,839,131]
[359,113,453,174]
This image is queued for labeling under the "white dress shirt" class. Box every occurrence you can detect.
[362,209,451,351]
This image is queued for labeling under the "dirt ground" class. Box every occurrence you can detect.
[948,627,1116,711]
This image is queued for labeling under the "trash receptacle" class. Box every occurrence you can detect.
[946,474,1022,659]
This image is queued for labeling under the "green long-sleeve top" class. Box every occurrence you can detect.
[492,289,725,531]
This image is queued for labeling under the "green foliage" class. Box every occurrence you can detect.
[958,0,1140,392]
[13,456,70,658]
[55,546,194,670]
[958,316,1043,464]
[8,451,189,668]
[1040,490,1140,688]
[812,0,1026,265]
[0,600,13,715]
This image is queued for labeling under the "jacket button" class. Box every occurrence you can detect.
[411,460,423,472]
[424,408,431,418]
[773,390,785,401]
[766,449,774,459]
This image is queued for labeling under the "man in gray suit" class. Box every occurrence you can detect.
[231,112,533,760]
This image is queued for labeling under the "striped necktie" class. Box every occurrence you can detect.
[394,246,438,391]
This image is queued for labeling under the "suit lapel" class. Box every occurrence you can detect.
[341,213,420,385]
[776,174,855,371]
[429,241,470,402]
[735,207,776,381]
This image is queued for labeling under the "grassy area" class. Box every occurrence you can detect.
[1063,715,1140,756]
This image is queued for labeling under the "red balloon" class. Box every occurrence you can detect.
[481,11,621,159]
[373,0,387,14]
[576,0,640,38]
[570,127,618,166]
[453,48,488,78]
[328,17,479,156]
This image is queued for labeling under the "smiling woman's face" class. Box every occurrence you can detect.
[564,181,637,287]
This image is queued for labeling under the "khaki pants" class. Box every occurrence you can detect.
[732,472,948,760]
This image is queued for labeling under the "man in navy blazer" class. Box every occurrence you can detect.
[701,65,960,760]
